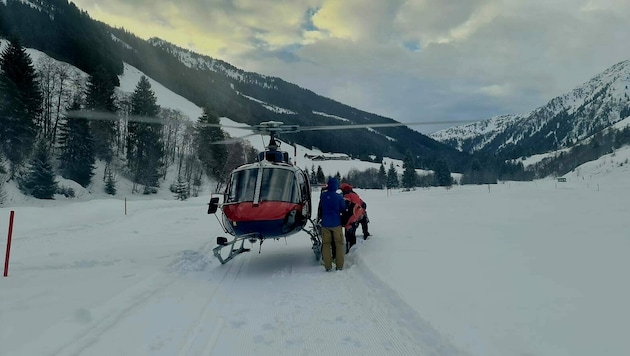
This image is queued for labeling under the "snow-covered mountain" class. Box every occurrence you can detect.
[428,114,520,152]
[104,31,473,170]
[431,60,630,159]
[148,38,279,89]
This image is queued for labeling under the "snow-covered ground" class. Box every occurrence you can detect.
[2,52,630,356]
[2,145,630,355]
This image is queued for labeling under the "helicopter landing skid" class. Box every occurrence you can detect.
[311,238,322,262]
[304,222,323,262]
[212,237,251,265]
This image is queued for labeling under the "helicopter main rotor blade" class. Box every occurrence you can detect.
[241,119,475,136]
[291,119,474,132]
[65,110,247,129]
[66,110,170,125]
[210,133,260,145]
[65,109,476,143]
[66,110,125,121]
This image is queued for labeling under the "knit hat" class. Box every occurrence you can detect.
[340,183,353,193]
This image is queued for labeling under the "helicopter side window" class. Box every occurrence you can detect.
[260,168,298,203]
[228,168,259,202]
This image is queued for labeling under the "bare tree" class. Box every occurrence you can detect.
[177,124,205,196]
[115,92,132,158]
[160,108,186,169]
[37,57,84,151]
[213,140,257,193]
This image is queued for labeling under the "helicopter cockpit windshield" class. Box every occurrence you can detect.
[228,168,258,203]
[227,167,298,204]
[260,168,297,202]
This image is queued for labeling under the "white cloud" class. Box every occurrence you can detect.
[478,84,513,98]
[72,0,630,131]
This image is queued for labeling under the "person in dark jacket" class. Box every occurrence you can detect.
[341,183,370,239]
[317,177,346,271]
[340,183,368,253]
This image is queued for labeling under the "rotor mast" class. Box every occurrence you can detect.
[256,121,293,163]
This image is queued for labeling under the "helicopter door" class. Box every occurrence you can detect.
[295,169,311,217]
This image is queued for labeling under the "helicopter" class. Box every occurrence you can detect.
[204,119,471,264]
[66,109,470,264]
[207,121,319,264]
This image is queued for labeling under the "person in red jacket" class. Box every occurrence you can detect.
[340,183,368,253]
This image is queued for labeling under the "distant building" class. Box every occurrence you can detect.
[304,153,350,161]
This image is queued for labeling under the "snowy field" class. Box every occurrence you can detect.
[1,53,629,355]
[2,146,629,356]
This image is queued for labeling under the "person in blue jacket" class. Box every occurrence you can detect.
[317,177,346,271]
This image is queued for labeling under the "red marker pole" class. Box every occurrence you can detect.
[4,210,15,277]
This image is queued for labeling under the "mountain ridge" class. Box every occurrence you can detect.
[431,59,630,160]
[105,26,473,170]
[8,0,628,180]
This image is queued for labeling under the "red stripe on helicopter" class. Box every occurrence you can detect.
[223,201,300,221]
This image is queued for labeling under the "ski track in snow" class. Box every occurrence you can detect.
[49,272,179,356]
[5,198,469,356]
[165,238,469,355]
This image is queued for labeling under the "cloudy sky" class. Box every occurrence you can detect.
[71,0,630,132]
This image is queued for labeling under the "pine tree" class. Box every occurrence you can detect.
[0,152,5,175]
[310,165,317,184]
[195,105,227,188]
[378,163,387,189]
[86,65,117,162]
[58,101,95,187]
[402,150,416,189]
[127,76,163,193]
[0,36,41,179]
[174,174,189,201]
[18,140,58,199]
[386,162,399,189]
[0,180,5,204]
[0,152,6,204]
[316,165,325,184]
[0,180,5,205]
[433,158,453,187]
[104,166,117,195]
[461,157,484,185]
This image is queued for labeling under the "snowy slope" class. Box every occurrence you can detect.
[118,62,430,186]
[0,53,424,207]
[428,114,519,152]
[431,60,630,156]
[2,46,630,356]
[2,150,629,355]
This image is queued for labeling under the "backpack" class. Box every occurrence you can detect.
[341,200,355,226]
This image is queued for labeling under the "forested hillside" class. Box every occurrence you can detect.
[0,0,476,172]
[0,0,534,203]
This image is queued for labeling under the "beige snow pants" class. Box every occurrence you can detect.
[321,226,344,270]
